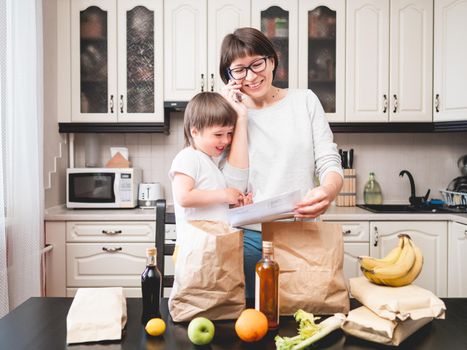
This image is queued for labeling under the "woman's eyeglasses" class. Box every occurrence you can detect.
[227,57,270,80]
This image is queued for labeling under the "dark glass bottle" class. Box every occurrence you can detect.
[141,247,162,324]
[255,241,280,329]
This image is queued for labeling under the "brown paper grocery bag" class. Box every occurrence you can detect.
[262,221,349,315]
[168,220,245,322]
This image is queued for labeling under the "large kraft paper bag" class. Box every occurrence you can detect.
[262,221,349,315]
[169,220,245,322]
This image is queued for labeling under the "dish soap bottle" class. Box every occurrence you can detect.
[141,247,162,324]
[255,241,280,330]
[364,172,383,205]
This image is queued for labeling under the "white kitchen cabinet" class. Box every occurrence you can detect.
[164,0,250,101]
[66,242,151,287]
[70,0,164,122]
[433,0,467,122]
[369,221,448,297]
[447,221,467,297]
[324,221,369,286]
[346,0,433,122]
[46,221,157,297]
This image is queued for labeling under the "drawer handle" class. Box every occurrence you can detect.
[102,247,122,253]
[373,226,379,247]
[342,229,352,236]
[102,230,122,235]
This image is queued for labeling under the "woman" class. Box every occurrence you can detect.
[220,27,343,298]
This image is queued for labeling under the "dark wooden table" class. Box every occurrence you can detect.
[0,297,466,350]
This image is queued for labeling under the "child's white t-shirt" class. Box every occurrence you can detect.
[169,147,229,247]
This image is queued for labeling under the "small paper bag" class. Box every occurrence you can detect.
[262,221,349,315]
[349,277,446,321]
[66,287,127,344]
[341,306,432,346]
[168,220,245,322]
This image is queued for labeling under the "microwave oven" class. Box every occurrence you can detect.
[66,168,142,208]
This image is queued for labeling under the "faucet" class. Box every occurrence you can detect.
[399,170,430,207]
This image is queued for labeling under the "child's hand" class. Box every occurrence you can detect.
[240,192,253,206]
[224,187,244,205]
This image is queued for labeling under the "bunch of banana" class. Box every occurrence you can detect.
[359,234,423,287]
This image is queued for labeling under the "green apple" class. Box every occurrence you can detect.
[187,317,215,345]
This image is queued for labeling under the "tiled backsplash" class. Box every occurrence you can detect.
[73,115,467,205]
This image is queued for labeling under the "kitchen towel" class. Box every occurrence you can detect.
[341,305,432,346]
[168,220,245,322]
[66,287,127,344]
[262,221,349,315]
[349,277,446,321]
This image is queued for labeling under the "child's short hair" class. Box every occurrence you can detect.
[183,92,238,147]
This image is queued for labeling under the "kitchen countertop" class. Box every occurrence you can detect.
[1,297,466,350]
[44,204,467,225]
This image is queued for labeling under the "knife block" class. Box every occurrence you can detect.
[336,169,356,206]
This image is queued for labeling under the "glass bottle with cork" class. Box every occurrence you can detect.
[255,241,280,330]
[141,247,162,324]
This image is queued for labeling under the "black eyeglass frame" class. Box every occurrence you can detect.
[226,56,271,80]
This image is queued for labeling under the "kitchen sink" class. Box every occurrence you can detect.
[357,204,451,213]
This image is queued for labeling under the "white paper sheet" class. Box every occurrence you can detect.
[228,189,301,227]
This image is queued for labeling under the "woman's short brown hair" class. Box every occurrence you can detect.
[183,92,238,147]
[219,27,278,84]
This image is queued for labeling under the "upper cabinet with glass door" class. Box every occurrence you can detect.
[252,0,298,88]
[71,0,163,123]
[299,0,345,122]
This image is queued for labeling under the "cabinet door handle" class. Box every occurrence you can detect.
[120,94,124,113]
[110,95,114,113]
[373,226,379,247]
[342,229,352,236]
[464,230,467,237]
[102,230,122,235]
[210,73,214,92]
[435,94,440,113]
[383,94,388,113]
[102,247,122,253]
[393,94,398,113]
[200,73,205,92]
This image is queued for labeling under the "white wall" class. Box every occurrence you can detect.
[43,0,68,209]
[70,117,467,206]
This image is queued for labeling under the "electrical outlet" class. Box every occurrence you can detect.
[165,224,177,240]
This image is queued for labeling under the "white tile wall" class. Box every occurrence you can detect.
[335,133,467,203]
[73,115,467,205]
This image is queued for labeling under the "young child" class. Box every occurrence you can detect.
[169,91,250,250]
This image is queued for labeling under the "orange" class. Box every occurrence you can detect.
[235,308,268,342]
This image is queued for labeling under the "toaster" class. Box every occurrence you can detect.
[138,182,163,208]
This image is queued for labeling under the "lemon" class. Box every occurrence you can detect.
[145,318,166,336]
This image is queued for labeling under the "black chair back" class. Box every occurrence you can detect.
[155,199,175,296]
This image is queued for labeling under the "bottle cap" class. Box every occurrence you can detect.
[262,241,273,249]
[146,247,157,256]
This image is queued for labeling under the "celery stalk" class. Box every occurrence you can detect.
[291,314,345,350]
[275,312,346,350]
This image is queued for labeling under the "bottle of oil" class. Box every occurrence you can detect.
[255,241,280,330]
[141,247,162,324]
[364,172,383,204]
